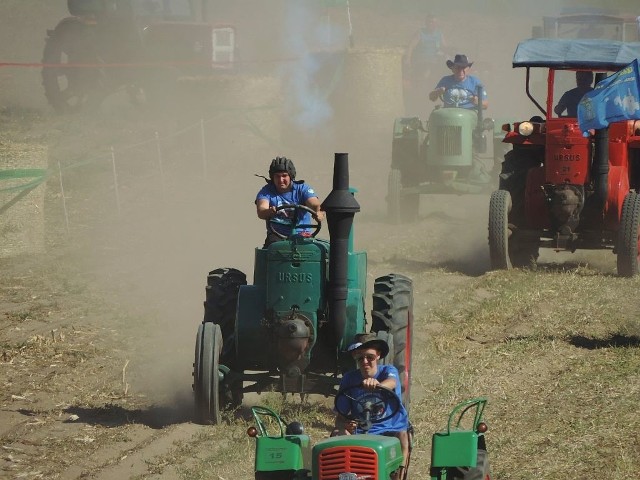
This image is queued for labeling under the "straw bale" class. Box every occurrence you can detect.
[332,47,404,143]
[0,142,47,258]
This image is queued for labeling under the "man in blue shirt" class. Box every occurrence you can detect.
[255,157,324,247]
[429,54,488,110]
[403,14,448,116]
[554,71,594,117]
[333,334,409,479]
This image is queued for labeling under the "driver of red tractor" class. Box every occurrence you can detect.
[554,71,594,117]
[332,334,410,478]
[428,53,488,109]
[255,157,324,247]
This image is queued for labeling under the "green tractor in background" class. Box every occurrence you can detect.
[42,0,235,112]
[388,86,502,223]
[193,153,414,424]
[247,394,491,480]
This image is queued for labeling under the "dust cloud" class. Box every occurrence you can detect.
[0,0,637,414]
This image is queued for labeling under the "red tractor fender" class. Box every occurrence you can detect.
[605,165,629,230]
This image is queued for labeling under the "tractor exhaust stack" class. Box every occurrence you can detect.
[322,153,360,348]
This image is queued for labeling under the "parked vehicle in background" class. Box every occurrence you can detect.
[42,0,235,112]
[532,7,639,41]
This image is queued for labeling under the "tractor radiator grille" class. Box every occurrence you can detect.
[436,125,462,156]
[318,446,378,480]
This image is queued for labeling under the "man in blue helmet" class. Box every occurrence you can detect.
[256,156,325,247]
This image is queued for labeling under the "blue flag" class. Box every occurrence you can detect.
[577,59,640,134]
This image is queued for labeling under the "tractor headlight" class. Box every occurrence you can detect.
[518,121,534,136]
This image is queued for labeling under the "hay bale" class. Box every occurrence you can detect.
[0,143,47,258]
[332,47,404,142]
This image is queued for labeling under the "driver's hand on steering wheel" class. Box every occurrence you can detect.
[314,210,326,222]
[361,377,380,390]
[267,206,277,219]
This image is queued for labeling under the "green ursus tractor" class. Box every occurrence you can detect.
[193,153,414,424]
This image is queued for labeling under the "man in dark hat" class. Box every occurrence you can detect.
[429,53,488,110]
[256,156,324,247]
[332,333,410,479]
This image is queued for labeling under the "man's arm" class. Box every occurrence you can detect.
[256,198,276,220]
[429,86,445,102]
[305,196,325,222]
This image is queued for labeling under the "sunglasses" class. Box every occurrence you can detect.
[354,354,378,364]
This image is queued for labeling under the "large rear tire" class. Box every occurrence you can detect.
[194,323,223,424]
[371,274,413,411]
[204,268,246,364]
[617,191,640,277]
[488,190,512,270]
[203,267,246,406]
[41,19,103,113]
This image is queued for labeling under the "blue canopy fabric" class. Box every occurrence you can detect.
[513,38,640,71]
[577,59,640,133]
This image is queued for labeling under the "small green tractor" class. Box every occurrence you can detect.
[42,0,235,112]
[247,393,491,480]
[193,153,414,424]
[388,86,501,223]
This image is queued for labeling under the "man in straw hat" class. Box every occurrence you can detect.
[429,53,488,109]
[332,333,410,479]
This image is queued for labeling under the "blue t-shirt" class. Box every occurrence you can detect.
[435,74,486,109]
[255,182,318,236]
[336,364,409,434]
[555,86,594,117]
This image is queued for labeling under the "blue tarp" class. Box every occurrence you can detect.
[513,38,640,70]
[577,59,640,133]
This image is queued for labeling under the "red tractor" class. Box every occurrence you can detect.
[42,0,235,112]
[489,38,640,276]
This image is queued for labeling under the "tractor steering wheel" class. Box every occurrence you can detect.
[441,87,475,108]
[268,204,322,240]
[334,384,401,433]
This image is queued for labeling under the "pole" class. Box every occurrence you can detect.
[111,146,121,215]
[57,161,70,234]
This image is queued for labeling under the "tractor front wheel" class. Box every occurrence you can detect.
[371,274,414,411]
[194,322,223,424]
[488,190,512,270]
[617,191,640,277]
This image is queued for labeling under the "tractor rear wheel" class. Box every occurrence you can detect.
[194,322,223,424]
[451,449,491,480]
[617,191,640,277]
[41,19,103,113]
[371,274,414,410]
[204,268,246,363]
[488,190,512,270]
